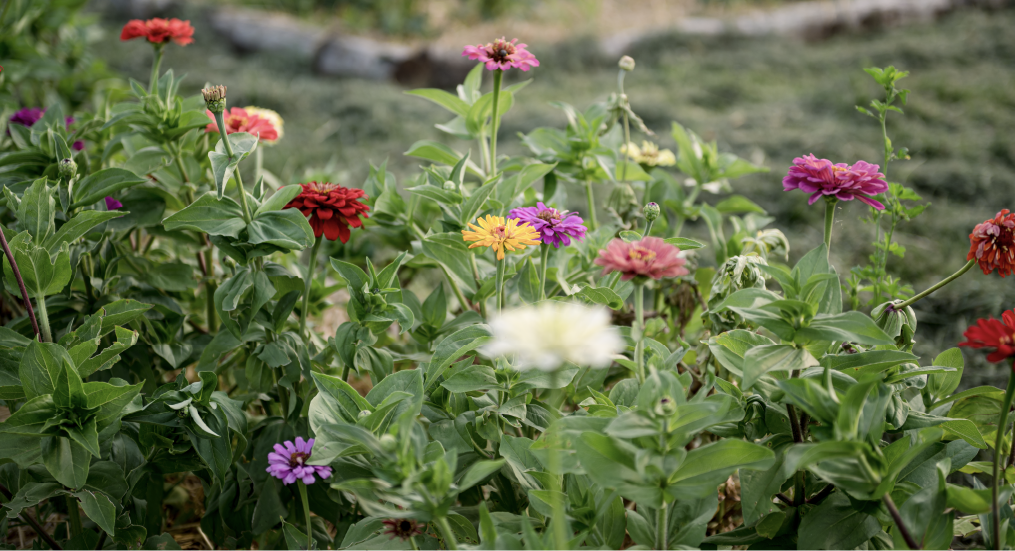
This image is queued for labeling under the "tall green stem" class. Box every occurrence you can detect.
[67,495,82,537]
[489,69,503,177]
[298,481,313,550]
[538,243,550,301]
[824,199,836,259]
[896,259,976,309]
[0,226,40,341]
[495,258,506,312]
[643,220,654,238]
[633,283,645,383]
[547,432,569,550]
[300,236,324,340]
[993,369,1015,550]
[656,503,669,550]
[254,147,263,186]
[434,516,459,550]
[149,46,164,97]
[213,111,253,224]
[584,179,598,230]
[36,290,52,342]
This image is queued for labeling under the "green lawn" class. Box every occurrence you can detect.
[91,5,1015,385]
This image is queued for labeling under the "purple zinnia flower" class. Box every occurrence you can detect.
[266,437,332,485]
[782,154,888,210]
[105,197,123,210]
[508,202,587,248]
[8,108,85,150]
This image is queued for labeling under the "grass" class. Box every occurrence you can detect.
[90,5,1015,385]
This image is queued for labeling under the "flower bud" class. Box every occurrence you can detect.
[443,181,457,192]
[643,202,660,222]
[379,433,398,452]
[618,56,636,72]
[654,396,678,416]
[58,158,77,180]
[202,85,227,114]
[872,300,917,350]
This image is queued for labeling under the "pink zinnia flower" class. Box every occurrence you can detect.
[267,437,333,485]
[782,154,888,209]
[120,18,194,46]
[462,38,539,71]
[205,107,280,143]
[594,237,689,281]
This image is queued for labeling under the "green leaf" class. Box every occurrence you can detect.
[208,132,258,199]
[43,210,123,252]
[162,192,247,238]
[575,285,624,310]
[798,492,881,550]
[407,88,470,116]
[458,459,506,491]
[72,168,146,208]
[75,490,117,536]
[426,325,493,392]
[927,347,964,401]
[19,178,55,241]
[709,330,776,377]
[79,326,137,377]
[663,237,706,250]
[281,519,316,551]
[20,341,75,399]
[797,312,895,345]
[716,194,766,215]
[741,345,817,389]
[420,232,478,294]
[99,300,153,334]
[254,184,302,216]
[820,349,918,377]
[405,140,483,177]
[246,209,314,251]
[669,439,775,497]
[41,436,90,489]
[2,235,72,298]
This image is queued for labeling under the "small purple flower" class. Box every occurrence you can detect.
[266,437,332,485]
[508,202,587,248]
[105,197,123,210]
[782,154,888,210]
[8,108,85,150]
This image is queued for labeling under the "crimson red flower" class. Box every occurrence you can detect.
[967,209,1015,278]
[960,309,1015,363]
[205,107,280,143]
[284,182,369,243]
[120,18,194,46]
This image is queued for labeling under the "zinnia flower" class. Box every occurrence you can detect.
[243,106,284,144]
[461,215,541,260]
[120,18,194,46]
[508,202,586,248]
[959,309,1015,363]
[481,302,623,370]
[382,519,425,541]
[205,107,280,143]
[462,37,539,71]
[782,154,888,209]
[967,209,1015,278]
[8,109,84,150]
[266,437,333,485]
[283,182,369,243]
[621,141,676,167]
[105,197,123,210]
[595,237,689,281]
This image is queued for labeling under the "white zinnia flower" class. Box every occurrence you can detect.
[481,302,624,371]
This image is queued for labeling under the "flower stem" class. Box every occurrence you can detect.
[254,146,263,186]
[896,259,976,309]
[441,265,471,313]
[149,45,164,97]
[298,480,313,550]
[300,235,324,341]
[434,516,459,550]
[489,69,503,177]
[883,492,921,550]
[824,198,836,259]
[993,369,1015,550]
[213,114,254,225]
[634,283,645,383]
[35,288,52,343]
[0,226,40,341]
[538,243,550,301]
[584,178,598,231]
[67,495,82,537]
[495,258,506,312]
[656,502,669,550]
[546,432,569,551]
[643,219,654,238]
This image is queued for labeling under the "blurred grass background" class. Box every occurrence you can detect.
[88,3,1015,386]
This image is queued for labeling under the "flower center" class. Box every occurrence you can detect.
[1002,333,1015,346]
[310,182,338,194]
[399,521,412,532]
[992,226,1015,253]
[628,246,656,262]
[492,225,508,238]
[490,39,516,62]
[289,451,309,467]
[536,208,564,223]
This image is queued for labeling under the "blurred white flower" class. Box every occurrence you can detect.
[481,301,624,371]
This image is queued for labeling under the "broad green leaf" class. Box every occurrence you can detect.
[669,439,775,497]
[664,237,706,250]
[742,345,817,389]
[72,168,146,208]
[20,341,74,399]
[406,88,471,117]
[41,435,90,489]
[254,184,302,216]
[575,285,624,310]
[19,178,55,241]
[79,326,137,377]
[420,232,478,294]
[75,490,117,536]
[798,492,881,550]
[162,192,246,237]
[43,210,123,252]
[209,132,258,198]
[458,459,506,491]
[246,209,314,251]
[425,325,492,391]
[797,311,895,345]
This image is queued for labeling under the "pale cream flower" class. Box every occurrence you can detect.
[244,106,284,144]
[620,140,676,167]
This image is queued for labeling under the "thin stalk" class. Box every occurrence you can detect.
[656,503,669,550]
[36,290,51,343]
[634,283,645,383]
[409,536,420,551]
[298,481,313,551]
[173,146,191,184]
[495,258,506,312]
[469,254,487,317]
[213,111,253,224]
[67,496,82,537]
[440,265,470,313]
[824,365,839,404]
[547,434,569,551]
[148,46,164,97]
[993,369,1015,550]
[643,219,654,238]
[0,226,40,341]
[896,259,976,309]
[434,516,459,550]
[300,236,324,340]
[254,147,263,186]
[489,69,503,177]
[583,179,598,230]
[538,243,550,301]
[824,199,836,259]
[883,493,921,550]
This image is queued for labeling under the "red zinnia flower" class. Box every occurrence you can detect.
[284,182,369,243]
[205,107,280,143]
[959,309,1015,363]
[594,237,689,281]
[967,209,1015,278]
[120,18,194,46]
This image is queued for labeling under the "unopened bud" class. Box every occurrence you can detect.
[654,396,678,416]
[58,158,77,180]
[202,85,227,113]
[443,181,457,192]
[618,56,636,72]
[379,433,398,452]
[643,202,660,222]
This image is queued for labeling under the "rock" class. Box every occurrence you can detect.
[313,34,415,81]
[210,8,326,57]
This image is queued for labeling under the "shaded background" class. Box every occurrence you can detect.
[80,0,1015,386]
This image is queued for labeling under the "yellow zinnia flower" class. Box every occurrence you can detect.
[462,215,541,260]
[620,140,676,167]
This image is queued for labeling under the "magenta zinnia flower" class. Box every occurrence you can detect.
[462,37,539,71]
[105,197,123,210]
[594,237,689,281]
[266,437,333,485]
[508,202,586,248]
[8,108,84,150]
[782,154,888,209]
